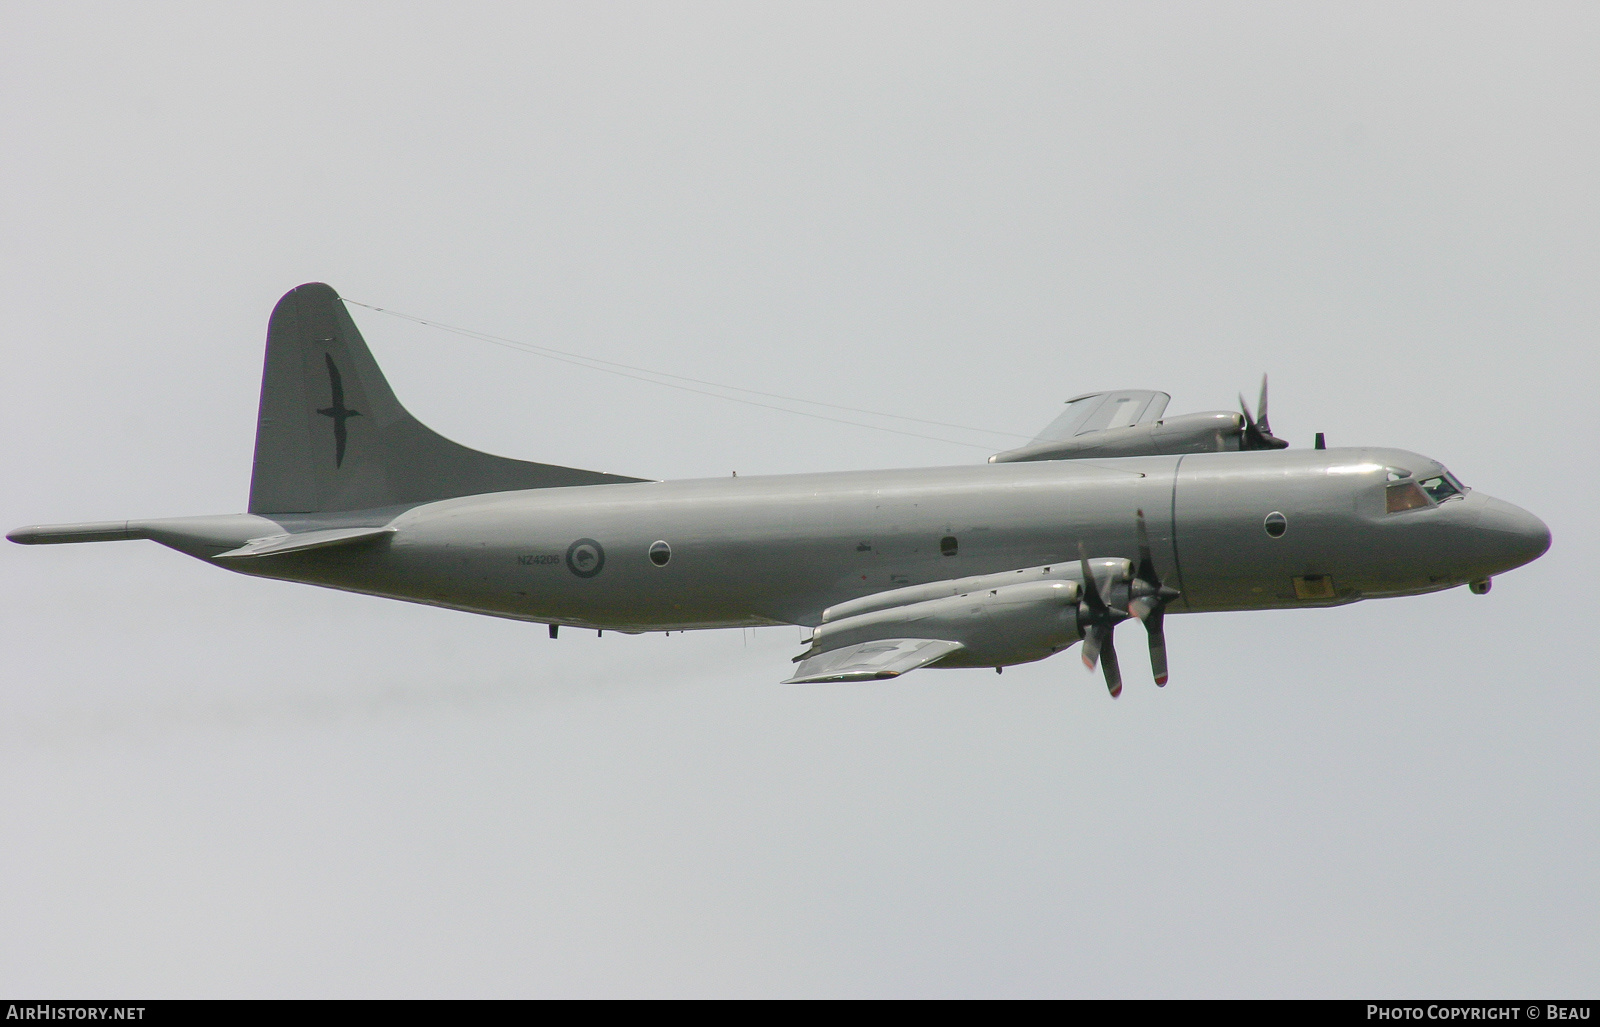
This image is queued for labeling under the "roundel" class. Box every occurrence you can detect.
[566,538,606,578]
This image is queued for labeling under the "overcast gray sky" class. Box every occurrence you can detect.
[2,1,1596,997]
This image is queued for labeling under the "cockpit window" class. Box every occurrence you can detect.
[1418,473,1465,503]
[1386,481,1431,513]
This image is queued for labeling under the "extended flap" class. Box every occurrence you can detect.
[783,638,964,684]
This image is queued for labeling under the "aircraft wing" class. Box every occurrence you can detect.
[1028,390,1170,446]
[783,638,964,684]
[782,560,1115,685]
[990,379,1296,463]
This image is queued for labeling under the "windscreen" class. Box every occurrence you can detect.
[1418,473,1465,503]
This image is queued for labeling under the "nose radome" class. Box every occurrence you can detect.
[1475,495,1552,573]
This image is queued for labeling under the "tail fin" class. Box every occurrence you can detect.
[248,283,645,514]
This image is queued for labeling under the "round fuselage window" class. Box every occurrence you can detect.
[649,540,672,566]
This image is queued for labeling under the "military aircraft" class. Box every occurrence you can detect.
[9,284,1551,696]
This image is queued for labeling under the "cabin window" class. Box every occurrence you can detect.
[649,540,671,566]
[1386,482,1430,513]
[940,535,959,557]
[1418,475,1463,503]
[1263,512,1287,538]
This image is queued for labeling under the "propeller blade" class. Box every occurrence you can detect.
[1239,374,1289,450]
[1081,623,1102,670]
[1125,509,1181,686]
[1134,508,1157,586]
[1077,543,1108,617]
[1077,541,1128,697]
[1145,605,1168,686]
[1099,627,1122,697]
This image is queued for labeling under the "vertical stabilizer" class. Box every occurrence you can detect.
[248,283,644,514]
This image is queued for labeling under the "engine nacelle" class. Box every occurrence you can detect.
[805,578,1084,669]
[821,557,1128,623]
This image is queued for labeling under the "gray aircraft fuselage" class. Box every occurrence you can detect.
[200,446,1545,638]
[9,284,1550,685]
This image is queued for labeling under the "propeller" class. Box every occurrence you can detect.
[1127,509,1183,685]
[1077,543,1127,698]
[1238,374,1290,450]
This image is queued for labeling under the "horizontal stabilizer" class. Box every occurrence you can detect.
[213,525,396,559]
[8,514,310,557]
[783,638,963,684]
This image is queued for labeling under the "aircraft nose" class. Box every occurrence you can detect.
[1472,495,1551,574]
